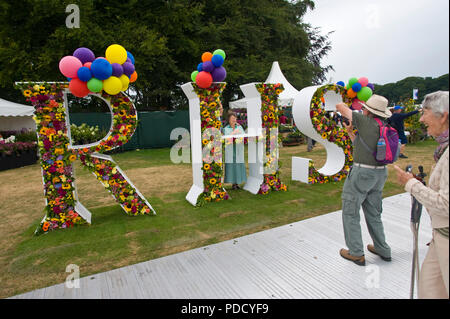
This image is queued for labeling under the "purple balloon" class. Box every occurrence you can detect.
[202,61,214,73]
[367,83,375,91]
[211,66,226,82]
[122,62,135,77]
[111,63,124,77]
[73,47,95,64]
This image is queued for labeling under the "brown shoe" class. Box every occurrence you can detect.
[367,244,391,261]
[339,249,366,266]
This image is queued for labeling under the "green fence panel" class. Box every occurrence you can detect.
[68,111,190,150]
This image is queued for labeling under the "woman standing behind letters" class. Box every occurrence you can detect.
[394,91,449,299]
[223,112,247,190]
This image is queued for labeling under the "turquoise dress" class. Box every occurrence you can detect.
[223,124,247,184]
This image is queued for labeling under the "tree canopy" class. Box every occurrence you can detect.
[374,74,449,105]
[0,0,333,110]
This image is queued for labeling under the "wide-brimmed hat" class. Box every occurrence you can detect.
[361,94,392,118]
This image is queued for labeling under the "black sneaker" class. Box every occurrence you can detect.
[399,154,408,159]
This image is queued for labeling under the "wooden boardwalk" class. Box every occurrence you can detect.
[11,192,432,299]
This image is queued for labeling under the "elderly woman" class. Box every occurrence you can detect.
[223,111,247,189]
[394,91,449,299]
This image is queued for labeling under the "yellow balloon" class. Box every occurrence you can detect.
[103,76,122,95]
[119,74,130,90]
[105,44,127,64]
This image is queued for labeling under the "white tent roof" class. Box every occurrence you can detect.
[0,98,34,117]
[229,61,299,109]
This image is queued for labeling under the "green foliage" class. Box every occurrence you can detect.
[0,0,332,111]
[374,74,449,104]
[70,123,107,145]
[398,98,427,144]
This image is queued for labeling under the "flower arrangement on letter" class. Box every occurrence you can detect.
[193,82,230,205]
[16,82,152,235]
[256,83,287,194]
[308,84,354,184]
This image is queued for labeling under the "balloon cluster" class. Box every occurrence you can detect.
[336,77,374,110]
[59,45,138,98]
[191,49,227,88]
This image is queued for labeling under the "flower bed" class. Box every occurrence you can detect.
[0,134,38,171]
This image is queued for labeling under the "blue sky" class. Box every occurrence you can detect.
[303,0,449,85]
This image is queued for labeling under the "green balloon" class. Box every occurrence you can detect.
[191,70,199,82]
[348,77,358,89]
[213,49,226,60]
[87,78,103,93]
[357,86,373,101]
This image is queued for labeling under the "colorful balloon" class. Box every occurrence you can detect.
[69,78,90,97]
[73,47,95,64]
[358,77,369,87]
[367,83,375,91]
[347,88,357,98]
[202,61,214,73]
[91,58,113,80]
[211,66,226,82]
[59,56,82,78]
[126,51,135,65]
[129,71,138,83]
[348,77,358,89]
[211,54,224,67]
[119,74,130,91]
[83,62,92,69]
[336,81,345,87]
[105,44,127,64]
[103,76,123,95]
[197,63,203,72]
[77,66,92,82]
[111,63,124,77]
[195,71,213,88]
[351,82,362,93]
[122,62,135,77]
[191,70,199,82]
[357,87,373,101]
[212,49,226,60]
[87,78,103,93]
[201,52,213,62]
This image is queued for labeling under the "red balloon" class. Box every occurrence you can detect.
[69,78,90,97]
[195,71,213,89]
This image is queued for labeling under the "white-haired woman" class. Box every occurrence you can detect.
[394,90,449,299]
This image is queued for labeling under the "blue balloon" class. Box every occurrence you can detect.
[91,58,112,80]
[127,51,135,65]
[211,54,224,67]
[197,63,203,72]
[352,82,362,92]
[77,66,92,82]
[336,81,345,87]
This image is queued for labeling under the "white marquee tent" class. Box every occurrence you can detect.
[0,98,36,131]
[229,61,299,109]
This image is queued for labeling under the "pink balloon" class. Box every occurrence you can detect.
[358,77,369,87]
[59,56,82,78]
[351,98,364,111]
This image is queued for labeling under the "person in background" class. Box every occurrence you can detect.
[335,94,393,266]
[223,112,247,190]
[388,105,420,158]
[394,91,448,299]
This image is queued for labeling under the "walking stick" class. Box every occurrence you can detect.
[407,165,427,299]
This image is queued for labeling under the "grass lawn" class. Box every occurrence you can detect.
[0,139,438,298]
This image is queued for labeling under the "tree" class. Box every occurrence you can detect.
[0,0,332,111]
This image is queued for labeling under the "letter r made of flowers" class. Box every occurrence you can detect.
[16,82,155,235]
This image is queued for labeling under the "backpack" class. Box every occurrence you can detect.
[358,118,401,164]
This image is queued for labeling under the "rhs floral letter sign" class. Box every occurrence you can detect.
[16,82,155,235]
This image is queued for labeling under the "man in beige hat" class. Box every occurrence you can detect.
[335,95,393,266]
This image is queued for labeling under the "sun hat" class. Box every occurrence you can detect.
[361,94,392,118]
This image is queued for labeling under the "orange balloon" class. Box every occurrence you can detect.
[347,88,357,98]
[130,71,138,83]
[201,52,213,62]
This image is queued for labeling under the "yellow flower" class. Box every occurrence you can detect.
[210,178,217,185]
[202,139,209,145]
[203,163,210,170]
[23,90,32,97]
[69,154,77,162]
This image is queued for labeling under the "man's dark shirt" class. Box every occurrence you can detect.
[388,110,420,134]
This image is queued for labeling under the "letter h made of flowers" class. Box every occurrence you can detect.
[16,82,155,235]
